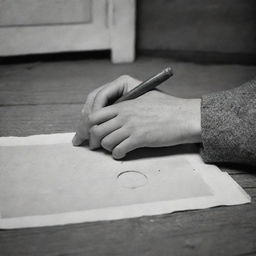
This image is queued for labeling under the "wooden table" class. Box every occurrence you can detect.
[0,58,255,255]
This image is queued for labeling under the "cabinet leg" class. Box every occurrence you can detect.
[109,0,136,63]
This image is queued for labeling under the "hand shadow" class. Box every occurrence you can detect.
[79,140,255,172]
[123,144,200,161]
[78,139,200,161]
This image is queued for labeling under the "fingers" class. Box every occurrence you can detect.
[112,137,140,159]
[92,77,127,112]
[101,128,130,152]
[73,86,105,146]
[85,84,106,114]
[92,75,141,112]
[73,75,141,149]
[89,106,118,126]
[89,117,122,149]
[72,114,90,146]
[72,131,87,147]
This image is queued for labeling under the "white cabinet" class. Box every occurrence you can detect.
[0,0,136,63]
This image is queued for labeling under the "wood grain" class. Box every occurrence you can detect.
[0,204,255,256]
[1,58,256,105]
[0,104,81,136]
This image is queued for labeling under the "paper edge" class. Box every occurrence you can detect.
[0,133,251,229]
[0,133,75,146]
[0,193,250,229]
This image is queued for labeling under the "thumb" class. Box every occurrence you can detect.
[72,110,90,146]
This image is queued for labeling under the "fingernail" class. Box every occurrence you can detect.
[113,152,125,159]
[89,141,97,150]
[72,134,84,146]
[89,138,95,150]
[89,133,99,150]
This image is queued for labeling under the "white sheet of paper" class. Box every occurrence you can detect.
[0,133,251,229]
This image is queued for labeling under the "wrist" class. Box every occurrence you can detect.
[184,98,202,143]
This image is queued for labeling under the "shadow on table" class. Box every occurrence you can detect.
[111,144,200,161]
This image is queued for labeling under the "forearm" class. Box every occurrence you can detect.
[200,79,256,165]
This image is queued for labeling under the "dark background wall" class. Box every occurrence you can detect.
[136,0,256,63]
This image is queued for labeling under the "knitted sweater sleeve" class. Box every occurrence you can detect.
[200,79,256,165]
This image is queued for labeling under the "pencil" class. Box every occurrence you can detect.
[114,67,173,104]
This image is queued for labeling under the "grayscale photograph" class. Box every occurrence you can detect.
[0,0,255,255]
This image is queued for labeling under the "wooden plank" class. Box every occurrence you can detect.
[0,0,92,26]
[0,203,255,255]
[231,174,256,188]
[1,58,256,105]
[245,188,256,198]
[0,104,82,136]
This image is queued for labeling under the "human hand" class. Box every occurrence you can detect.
[72,75,141,146]
[88,87,202,159]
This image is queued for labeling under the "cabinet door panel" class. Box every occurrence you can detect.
[0,0,92,26]
[0,0,110,56]
[0,0,136,63]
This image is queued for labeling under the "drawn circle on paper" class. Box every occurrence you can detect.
[117,170,148,189]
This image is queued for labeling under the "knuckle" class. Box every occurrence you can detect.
[128,136,136,146]
[125,116,137,129]
[90,125,100,137]
[88,113,94,124]
[130,133,141,146]
[86,92,94,102]
[125,122,134,132]
[82,105,90,117]
[135,128,144,137]
[141,131,149,142]
[131,129,139,138]
[81,103,89,115]
[129,116,136,125]
[147,90,159,98]
[147,89,156,95]
[101,138,111,150]
[119,74,131,82]
[96,89,105,99]
[93,91,106,108]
